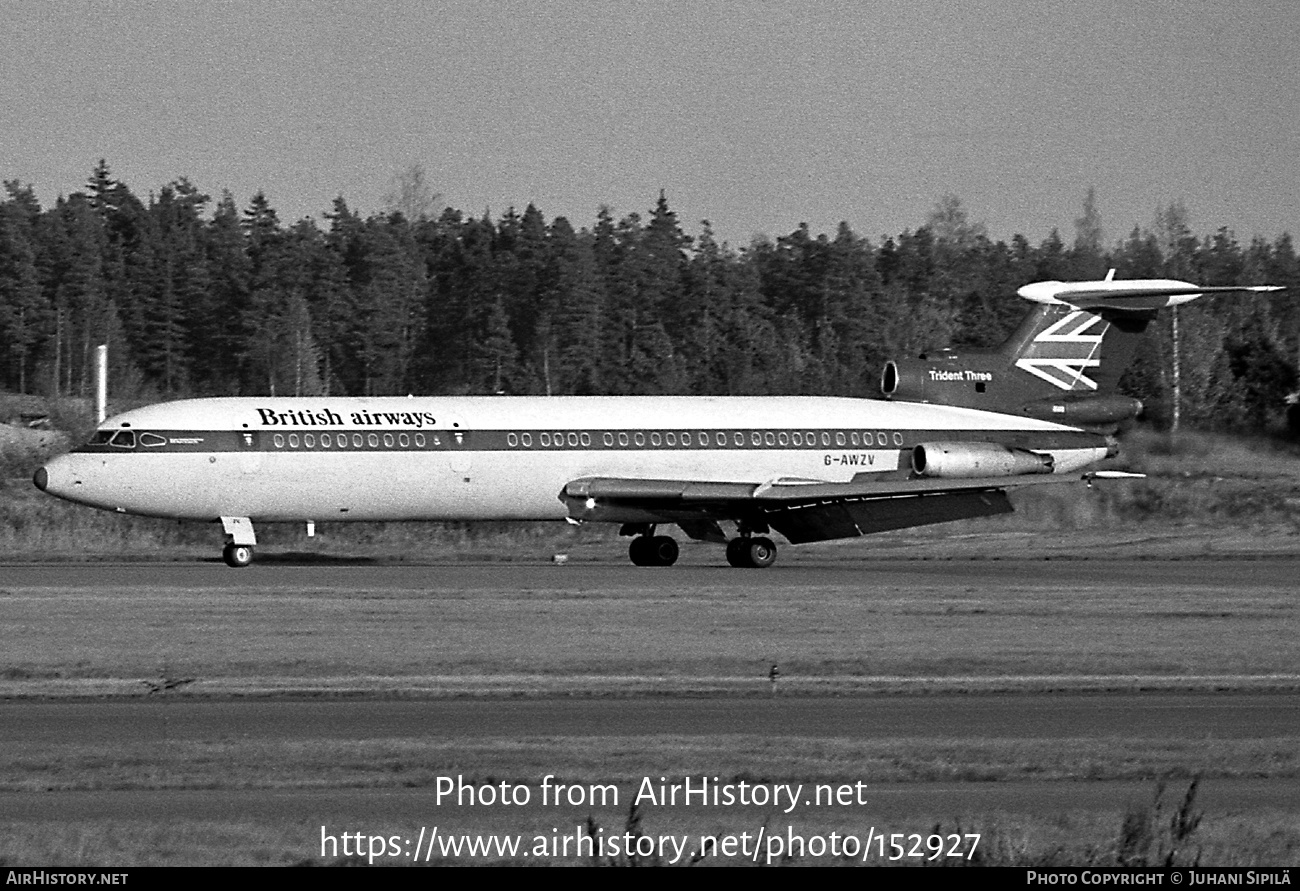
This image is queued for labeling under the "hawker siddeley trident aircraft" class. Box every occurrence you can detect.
[34,275,1282,568]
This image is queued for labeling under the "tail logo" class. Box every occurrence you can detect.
[1013,310,1109,391]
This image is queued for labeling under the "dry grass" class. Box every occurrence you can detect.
[0,564,1297,686]
[3,737,1297,794]
[2,792,1297,866]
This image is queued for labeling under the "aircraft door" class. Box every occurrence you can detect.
[444,417,472,474]
[237,431,264,475]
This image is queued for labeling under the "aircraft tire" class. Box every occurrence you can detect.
[649,535,679,566]
[745,537,777,569]
[629,537,652,566]
[725,538,751,568]
[223,543,254,568]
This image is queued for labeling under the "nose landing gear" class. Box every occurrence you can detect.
[222,542,255,568]
[220,516,257,568]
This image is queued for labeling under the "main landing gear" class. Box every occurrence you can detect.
[629,534,680,567]
[725,536,777,569]
[622,523,779,568]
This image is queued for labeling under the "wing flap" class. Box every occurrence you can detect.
[560,472,1084,543]
[768,489,1014,543]
[563,473,1077,505]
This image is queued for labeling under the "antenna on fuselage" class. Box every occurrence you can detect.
[95,344,108,424]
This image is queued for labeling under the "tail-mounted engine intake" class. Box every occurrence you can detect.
[881,354,998,405]
[880,359,913,398]
[912,442,1054,478]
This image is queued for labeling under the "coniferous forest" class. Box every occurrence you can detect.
[1,163,1296,434]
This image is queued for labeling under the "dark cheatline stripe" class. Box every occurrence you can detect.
[73,427,1105,455]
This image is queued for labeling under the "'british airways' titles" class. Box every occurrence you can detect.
[256,408,438,428]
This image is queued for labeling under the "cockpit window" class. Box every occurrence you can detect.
[109,430,136,449]
[139,432,167,447]
[88,431,114,445]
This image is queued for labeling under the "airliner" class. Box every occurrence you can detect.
[33,275,1282,567]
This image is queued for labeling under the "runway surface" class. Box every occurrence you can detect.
[5,554,1300,591]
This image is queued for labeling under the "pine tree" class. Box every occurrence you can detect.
[353,216,427,395]
[477,297,520,394]
[0,199,50,392]
[1070,187,1107,279]
[545,217,606,395]
[193,192,252,394]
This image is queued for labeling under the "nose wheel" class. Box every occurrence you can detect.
[629,535,679,566]
[220,516,257,568]
[726,536,777,568]
[223,543,255,568]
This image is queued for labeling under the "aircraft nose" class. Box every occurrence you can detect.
[33,457,79,499]
[32,456,101,508]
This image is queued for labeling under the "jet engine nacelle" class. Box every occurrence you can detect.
[881,353,1000,405]
[912,442,1054,478]
[881,358,926,401]
[1019,395,1143,426]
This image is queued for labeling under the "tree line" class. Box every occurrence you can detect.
[0,165,1296,432]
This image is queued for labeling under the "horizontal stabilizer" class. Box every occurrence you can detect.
[1017,279,1283,312]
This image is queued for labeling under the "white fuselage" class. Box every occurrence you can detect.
[37,395,1108,523]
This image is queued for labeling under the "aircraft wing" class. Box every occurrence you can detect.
[560,472,1098,544]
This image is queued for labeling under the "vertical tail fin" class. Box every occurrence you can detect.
[881,277,1284,427]
[999,302,1153,396]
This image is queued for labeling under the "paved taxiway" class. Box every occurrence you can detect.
[3,694,1298,743]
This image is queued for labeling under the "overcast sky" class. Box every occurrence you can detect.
[2,0,1296,248]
